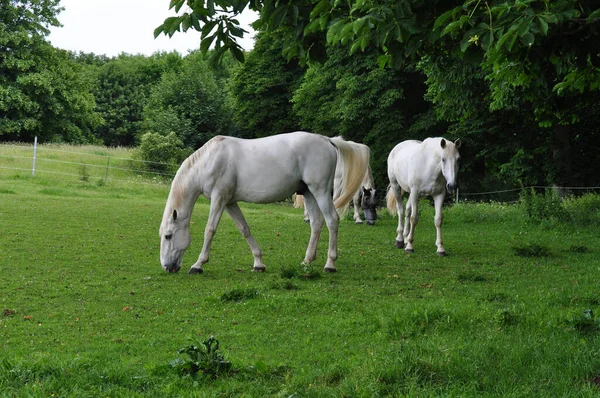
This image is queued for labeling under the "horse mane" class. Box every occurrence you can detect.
[169,136,226,209]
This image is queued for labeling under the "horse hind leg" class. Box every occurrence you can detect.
[404,191,420,253]
[225,203,266,271]
[310,190,340,273]
[302,191,324,266]
[389,183,405,249]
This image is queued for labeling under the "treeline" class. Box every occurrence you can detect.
[2,0,600,195]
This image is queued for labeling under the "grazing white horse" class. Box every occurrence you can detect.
[159,132,369,274]
[386,137,461,255]
[294,141,377,225]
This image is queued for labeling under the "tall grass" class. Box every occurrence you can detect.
[1,144,600,396]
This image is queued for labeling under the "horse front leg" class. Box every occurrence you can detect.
[225,203,266,271]
[353,190,363,224]
[302,192,324,266]
[404,192,420,253]
[433,193,446,256]
[189,197,226,274]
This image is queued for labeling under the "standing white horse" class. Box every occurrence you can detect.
[159,132,369,274]
[386,137,461,256]
[294,141,377,225]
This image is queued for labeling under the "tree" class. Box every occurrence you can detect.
[228,32,304,137]
[83,52,184,146]
[157,0,600,188]
[143,51,232,149]
[0,0,102,142]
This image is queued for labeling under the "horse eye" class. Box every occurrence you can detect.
[165,234,173,241]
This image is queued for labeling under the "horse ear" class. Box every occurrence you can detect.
[454,139,462,149]
[172,209,178,221]
[440,138,447,149]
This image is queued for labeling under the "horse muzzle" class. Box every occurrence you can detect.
[163,263,181,273]
[363,208,377,226]
[446,182,459,193]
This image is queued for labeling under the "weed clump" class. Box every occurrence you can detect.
[170,336,232,378]
[280,263,322,280]
[567,310,600,334]
[220,288,259,302]
[511,243,550,257]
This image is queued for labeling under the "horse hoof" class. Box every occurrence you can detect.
[323,267,337,273]
[404,248,414,254]
[303,218,310,223]
[253,266,266,272]
[395,240,405,249]
[188,267,203,275]
[366,221,375,226]
[355,220,364,224]
[437,251,447,257]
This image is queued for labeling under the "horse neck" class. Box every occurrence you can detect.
[362,165,375,190]
[168,159,204,216]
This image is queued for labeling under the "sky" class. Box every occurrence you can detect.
[48,0,257,57]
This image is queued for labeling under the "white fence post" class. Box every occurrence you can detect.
[31,136,38,176]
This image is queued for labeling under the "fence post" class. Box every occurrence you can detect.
[31,136,38,176]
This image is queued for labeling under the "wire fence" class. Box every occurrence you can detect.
[1,139,600,201]
[0,140,177,187]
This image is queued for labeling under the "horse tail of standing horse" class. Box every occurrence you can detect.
[292,193,304,209]
[329,137,370,217]
[386,185,399,216]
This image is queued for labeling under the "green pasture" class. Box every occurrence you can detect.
[1,155,600,396]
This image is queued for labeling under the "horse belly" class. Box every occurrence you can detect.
[232,168,301,204]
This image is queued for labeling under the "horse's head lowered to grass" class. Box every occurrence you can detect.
[160,206,190,273]
[361,187,377,225]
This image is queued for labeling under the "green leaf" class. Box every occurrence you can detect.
[153,25,164,39]
[536,16,548,35]
[353,17,366,34]
[191,13,201,31]
[200,33,216,53]
[181,14,192,31]
[231,45,245,63]
[326,19,345,43]
[588,8,600,22]
[310,0,330,20]
[350,40,361,54]
[442,20,462,36]
[201,20,217,36]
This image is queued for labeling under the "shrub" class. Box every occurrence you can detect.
[132,132,193,174]
[562,193,600,226]
[519,188,567,222]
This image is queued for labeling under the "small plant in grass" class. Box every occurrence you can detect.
[570,245,589,253]
[280,263,321,280]
[511,243,550,257]
[170,336,232,378]
[569,309,600,334]
[457,270,487,283]
[79,165,90,182]
[220,288,259,302]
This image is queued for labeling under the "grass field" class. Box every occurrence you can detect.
[1,146,600,397]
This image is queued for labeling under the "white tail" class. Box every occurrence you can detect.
[386,185,398,216]
[292,193,305,209]
[329,137,370,216]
